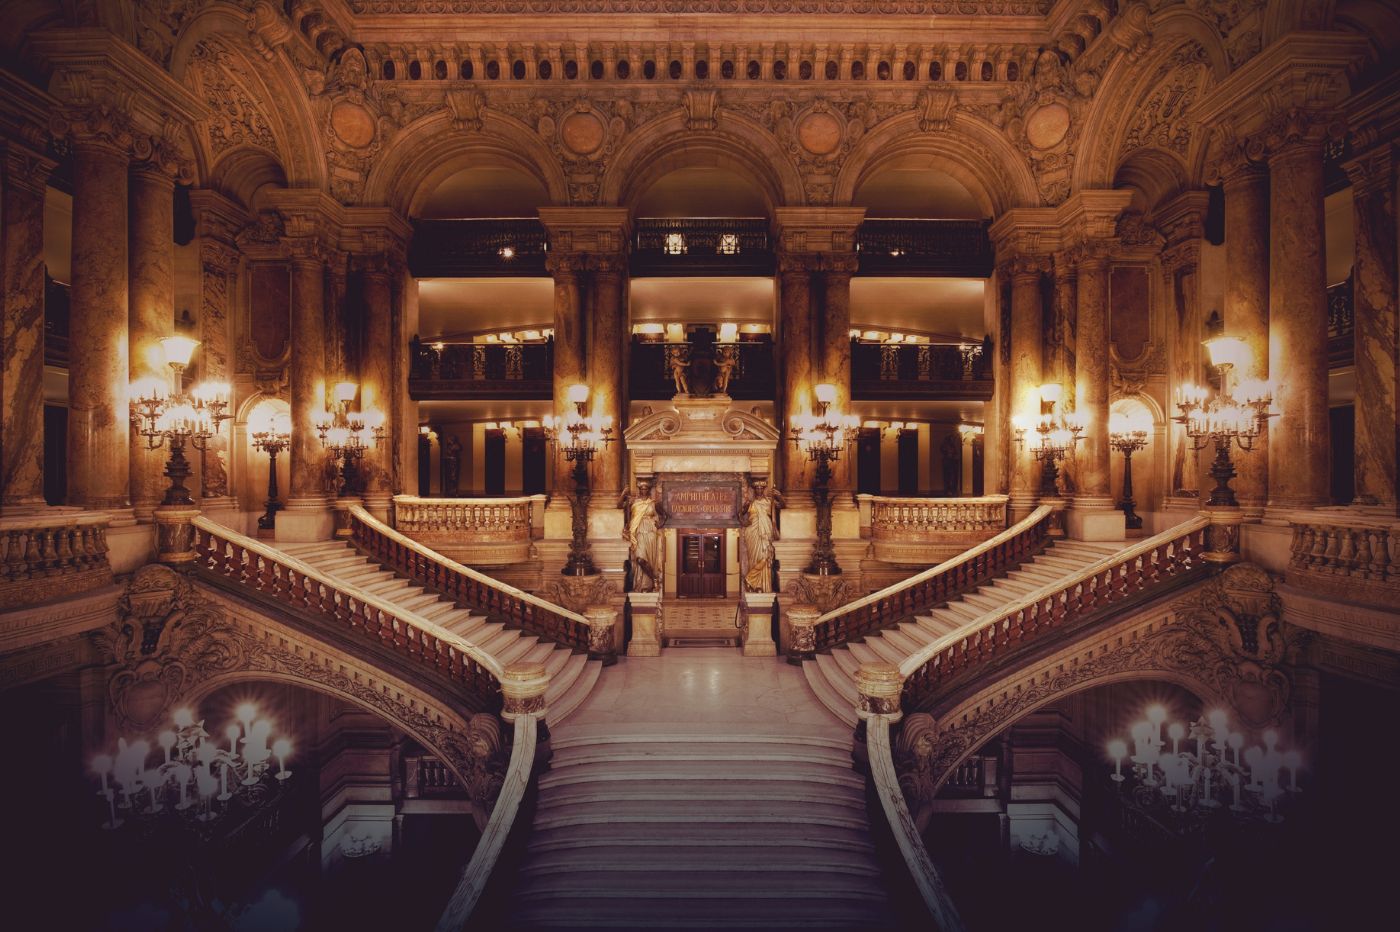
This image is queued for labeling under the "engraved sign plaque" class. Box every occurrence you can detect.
[662,479,743,528]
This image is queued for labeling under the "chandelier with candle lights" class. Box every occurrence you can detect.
[1174,336,1274,507]
[542,384,615,576]
[790,383,860,575]
[91,703,292,833]
[249,404,292,531]
[1012,383,1084,496]
[1109,410,1152,530]
[128,336,232,507]
[316,381,386,495]
[1106,704,1301,828]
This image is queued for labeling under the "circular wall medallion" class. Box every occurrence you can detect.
[1024,103,1071,150]
[796,112,843,156]
[330,101,377,148]
[560,111,607,156]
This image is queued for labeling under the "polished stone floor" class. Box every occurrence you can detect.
[563,647,846,735]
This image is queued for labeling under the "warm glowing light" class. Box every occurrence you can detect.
[159,335,200,369]
[498,245,516,259]
[129,377,168,405]
[567,384,590,404]
[333,381,358,403]
[813,383,837,406]
[718,322,739,343]
[662,232,686,255]
[173,708,194,729]
[1011,414,1030,432]
[1203,335,1249,370]
[1038,383,1063,404]
[360,408,385,431]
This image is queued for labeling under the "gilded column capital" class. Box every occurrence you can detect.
[0,140,57,199]
[199,237,241,278]
[1051,249,1078,282]
[1205,124,1269,187]
[1000,252,1050,283]
[819,253,859,277]
[1260,103,1346,161]
[544,251,583,279]
[776,252,816,276]
[51,94,137,159]
[130,120,193,184]
[586,252,628,276]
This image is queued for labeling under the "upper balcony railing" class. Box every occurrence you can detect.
[631,218,773,277]
[855,219,993,277]
[866,494,1008,565]
[408,337,553,400]
[852,338,993,401]
[409,219,548,278]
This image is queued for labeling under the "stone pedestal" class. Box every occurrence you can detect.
[500,660,551,723]
[276,498,335,543]
[854,661,903,721]
[583,605,619,665]
[741,592,778,657]
[785,602,819,664]
[332,497,359,539]
[153,505,200,565]
[626,591,662,657]
[1201,505,1243,565]
[1066,495,1126,541]
[362,491,392,523]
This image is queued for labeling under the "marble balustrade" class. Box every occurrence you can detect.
[1287,516,1400,608]
[866,494,1010,565]
[392,494,542,565]
[0,510,113,608]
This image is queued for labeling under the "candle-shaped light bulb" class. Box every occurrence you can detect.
[159,730,176,763]
[1107,739,1127,782]
[1282,750,1301,791]
[1168,722,1185,756]
[273,738,292,780]
[93,754,112,794]
[1263,729,1278,752]
[226,723,241,752]
[237,703,256,730]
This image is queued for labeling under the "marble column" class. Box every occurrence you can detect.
[548,254,584,496]
[1050,253,1078,492]
[0,142,55,511]
[279,245,331,540]
[1222,160,1271,515]
[1007,257,1043,516]
[1163,242,1203,501]
[67,139,131,514]
[821,256,856,494]
[1347,146,1398,508]
[1070,245,1122,539]
[778,257,815,494]
[591,256,626,497]
[128,165,176,520]
[195,234,239,508]
[1267,137,1330,508]
[361,254,395,515]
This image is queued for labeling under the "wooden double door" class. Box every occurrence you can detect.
[677,530,725,598]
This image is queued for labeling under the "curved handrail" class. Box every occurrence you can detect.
[434,713,538,931]
[866,715,967,932]
[810,505,1053,651]
[191,516,505,700]
[899,516,1211,706]
[348,505,593,652]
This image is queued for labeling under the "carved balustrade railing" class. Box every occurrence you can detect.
[851,339,993,401]
[408,339,552,400]
[855,219,993,277]
[1327,275,1354,368]
[349,504,593,654]
[191,516,504,711]
[900,517,1211,711]
[1287,514,1400,608]
[803,506,1053,655]
[392,494,542,565]
[1,510,112,608]
[868,494,1008,565]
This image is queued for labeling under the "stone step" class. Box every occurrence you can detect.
[514,869,885,899]
[960,590,1007,613]
[516,845,882,877]
[858,632,907,665]
[545,654,599,726]
[842,640,884,668]
[550,729,851,753]
[942,600,984,623]
[1028,552,1089,572]
[532,797,867,828]
[913,611,963,637]
[397,592,444,613]
[525,818,875,851]
[548,742,852,770]
[873,625,922,656]
[829,644,863,679]
[984,576,1042,596]
[538,756,862,790]
[508,892,894,929]
[892,621,936,646]
[534,780,865,814]
[807,657,859,726]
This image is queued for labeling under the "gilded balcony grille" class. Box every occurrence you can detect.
[631,218,773,276]
[409,338,553,399]
[852,338,993,401]
[1328,275,1354,368]
[409,219,548,277]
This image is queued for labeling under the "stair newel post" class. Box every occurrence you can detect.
[786,603,820,665]
[583,606,618,665]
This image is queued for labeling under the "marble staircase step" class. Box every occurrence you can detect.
[547,742,853,770]
[538,756,862,789]
[858,633,907,665]
[516,846,881,877]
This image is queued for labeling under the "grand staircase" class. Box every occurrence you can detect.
[506,724,897,928]
[804,538,1126,726]
[273,540,602,724]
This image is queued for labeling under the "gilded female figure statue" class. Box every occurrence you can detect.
[620,477,665,592]
[739,478,783,593]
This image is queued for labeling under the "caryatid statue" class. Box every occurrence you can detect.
[620,477,666,592]
[739,477,783,593]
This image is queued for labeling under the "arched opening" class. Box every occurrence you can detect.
[414,165,551,220]
[852,159,985,220]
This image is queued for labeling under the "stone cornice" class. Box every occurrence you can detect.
[988,206,1061,259]
[188,189,249,245]
[265,188,347,259]
[1189,31,1369,138]
[1054,188,1133,245]
[771,206,865,255]
[29,28,208,130]
[537,206,632,255]
[1346,69,1400,157]
[0,68,57,154]
[341,206,414,257]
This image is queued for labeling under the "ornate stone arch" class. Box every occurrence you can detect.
[600,110,803,210]
[169,7,325,190]
[364,111,569,214]
[1075,23,1228,192]
[833,113,1039,214]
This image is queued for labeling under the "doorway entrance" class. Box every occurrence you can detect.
[677,530,725,598]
